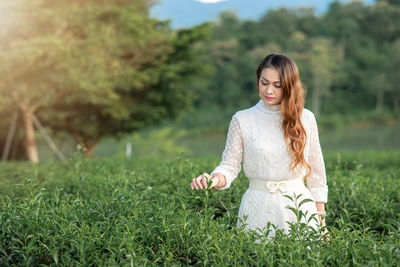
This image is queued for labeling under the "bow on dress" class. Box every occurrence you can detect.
[266,181,289,193]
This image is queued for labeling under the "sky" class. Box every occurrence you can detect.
[150,0,375,29]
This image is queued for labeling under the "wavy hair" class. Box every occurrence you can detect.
[256,54,311,179]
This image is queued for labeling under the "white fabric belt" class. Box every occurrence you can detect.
[248,177,305,193]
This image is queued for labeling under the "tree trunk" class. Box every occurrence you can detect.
[393,95,399,114]
[312,86,321,116]
[83,140,99,158]
[20,107,39,163]
[2,109,18,161]
[375,88,384,114]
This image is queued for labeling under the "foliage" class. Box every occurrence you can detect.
[0,0,212,159]
[176,0,400,133]
[116,126,190,159]
[0,151,399,265]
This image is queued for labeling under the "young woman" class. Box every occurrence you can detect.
[190,53,328,239]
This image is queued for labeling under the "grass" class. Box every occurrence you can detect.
[0,150,399,265]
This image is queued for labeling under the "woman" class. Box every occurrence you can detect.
[190,54,328,240]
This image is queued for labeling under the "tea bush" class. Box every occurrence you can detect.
[0,151,399,266]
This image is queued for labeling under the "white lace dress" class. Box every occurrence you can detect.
[211,100,328,238]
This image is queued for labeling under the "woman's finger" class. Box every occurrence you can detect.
[202,173,211,188]
[192,178,199,190]
[195,176,204,189]
[210,176,219,189]
[204,174,217,189]
[191,173,214,190]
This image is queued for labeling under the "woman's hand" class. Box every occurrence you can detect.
[316,202,330,242]
[319,215,330,242]
[190,173,226,190]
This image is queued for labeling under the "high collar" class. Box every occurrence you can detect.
[256,99,281,114]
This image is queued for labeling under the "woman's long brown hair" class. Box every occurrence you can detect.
[256,54,311,179]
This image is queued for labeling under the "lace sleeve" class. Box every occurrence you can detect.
[306,112,328,203]
[211,115,243,190]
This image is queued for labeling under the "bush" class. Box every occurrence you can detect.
[0,151,399,265]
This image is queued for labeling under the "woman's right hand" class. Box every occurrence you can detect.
[190,173,226,190]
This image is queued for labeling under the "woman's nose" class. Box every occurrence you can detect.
[265,85,273,94]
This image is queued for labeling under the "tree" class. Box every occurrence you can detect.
[308,38,341,116]
[363,1,400,44]
[170,0,400,131]
[212,10,241,42]
[361,2,400,113]
[0,0,74,162]
[0,0,211,161]
[40,22,212,157]
[257,8,301,50]
[388,39,400,113]
[323,1,366,58]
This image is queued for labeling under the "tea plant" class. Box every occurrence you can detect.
[0,150,399,265]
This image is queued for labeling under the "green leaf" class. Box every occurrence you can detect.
[285,206,299,216]
[298,198,314,207]
[283,194,294,202]
[295,193,304,200]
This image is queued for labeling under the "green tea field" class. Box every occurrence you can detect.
[1,151,399,266]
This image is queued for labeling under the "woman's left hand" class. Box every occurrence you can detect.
[316,202,329,242]
[318,214,330,242]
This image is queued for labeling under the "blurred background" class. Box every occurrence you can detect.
[0,0,399,163]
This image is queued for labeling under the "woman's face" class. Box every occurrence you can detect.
[258,67,283,106]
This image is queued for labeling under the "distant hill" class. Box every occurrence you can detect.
[150,0,374,29]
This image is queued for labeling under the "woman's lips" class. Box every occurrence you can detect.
[265,96,274,100]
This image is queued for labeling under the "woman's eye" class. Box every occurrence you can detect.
[261,82,267,86]
[275,84,282,88]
